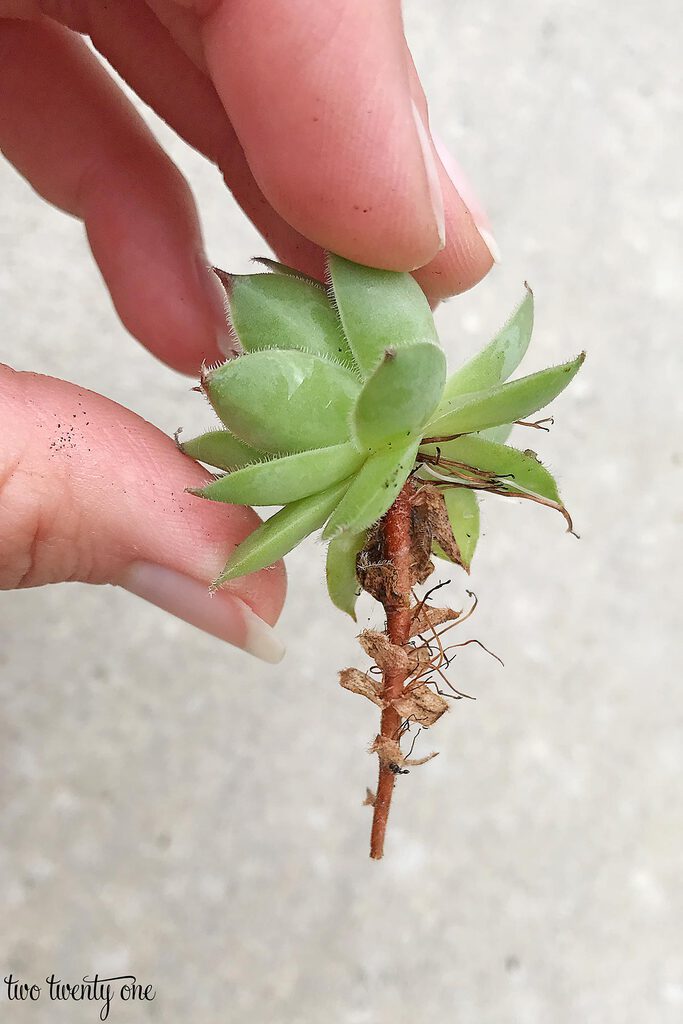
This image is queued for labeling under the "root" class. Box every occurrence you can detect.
[369,480,416,860]
[337,481,501,858]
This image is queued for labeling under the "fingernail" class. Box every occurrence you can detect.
[120,562,286,664]
[432,134,501,264]
[196,255,239,358]
[411,100,446,252]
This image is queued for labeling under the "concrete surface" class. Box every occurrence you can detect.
[1,2,681,1022]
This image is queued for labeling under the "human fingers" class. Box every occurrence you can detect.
[0,18,229,374]
[404,45,498,301]
[3,3,495,300]
[0,363,286,662]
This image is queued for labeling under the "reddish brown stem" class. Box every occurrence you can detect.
[369,480,415,860]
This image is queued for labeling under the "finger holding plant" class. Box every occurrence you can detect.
[0,0,497,663]
[180,255,584,858]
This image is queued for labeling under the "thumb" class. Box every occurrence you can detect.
[0,365,286,663]
[199,0,445,271]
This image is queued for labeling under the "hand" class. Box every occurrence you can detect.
[0,0,497,661]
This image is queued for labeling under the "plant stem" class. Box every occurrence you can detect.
[369,480,415,860]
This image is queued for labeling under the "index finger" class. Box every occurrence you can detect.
[199,0,445,272]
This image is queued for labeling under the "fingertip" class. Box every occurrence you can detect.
[0,369,288,650]
[120,562,287,662]
[412,154,497,301]
[201,0,444,272]
[433,134,500,264]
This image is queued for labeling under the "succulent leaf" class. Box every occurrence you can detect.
[479,423,514,444]
[191,443,365,507]
[250,258,323,287]
[352,343,446,451]
[214,479,351,586]
[322,437,420,540]
[178,429,263,471]
[326,528,368,620]
[219,270,355,366]
[434,488,480,570]
[204,349,361,454]
[327,254,439,376]
[442,285,534,403]
[182,256,583,588]
[425,353,585,438]
[421,435,561,502]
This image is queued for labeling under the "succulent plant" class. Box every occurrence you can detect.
[181,254,583,608]
[178,253,585,858]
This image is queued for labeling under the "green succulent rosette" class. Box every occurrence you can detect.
[180,255,584,618]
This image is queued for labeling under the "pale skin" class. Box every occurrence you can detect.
[0,0,495,661]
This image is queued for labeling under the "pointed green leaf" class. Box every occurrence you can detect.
[479,423,514,444]
[216,269,355,366]
[420,435,561,503]
[327,254,438,376]
[191,443,365,507]
[441,285,534,403]
[425,354,585,438]
[433,489,480,570]
[323,437,420,539]
[326,528,367,620]
[351,343,446,451]
[214,479,350,585]
[178,429,263,471]
[251,257,323,287]
[204,349,360,454]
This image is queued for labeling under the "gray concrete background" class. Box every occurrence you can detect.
[1,2,681,1022]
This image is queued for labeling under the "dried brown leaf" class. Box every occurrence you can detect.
[392,684,449,727]
[356,525,405,607]
[408,497,435,586]
[358,630,412,674]
[412,484,463,565]
[406,644,434,673]
[339,668,384,708]
[358,631,433,680]
[409,604,462,639]
[369,734,439,769]
[369,735,404,766]
[405,750,439,767]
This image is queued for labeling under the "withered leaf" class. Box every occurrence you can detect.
[404,750,439,767]
[408,605,462,639]
[412,483,464,566]
[339,668,384,707]
[358,630,432,677]
[359,630,411,674]
[392,683,449,727]
[408,497,435,586]
[356,524,405,607]
[369,735,404,766]
[369,734,438,769]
